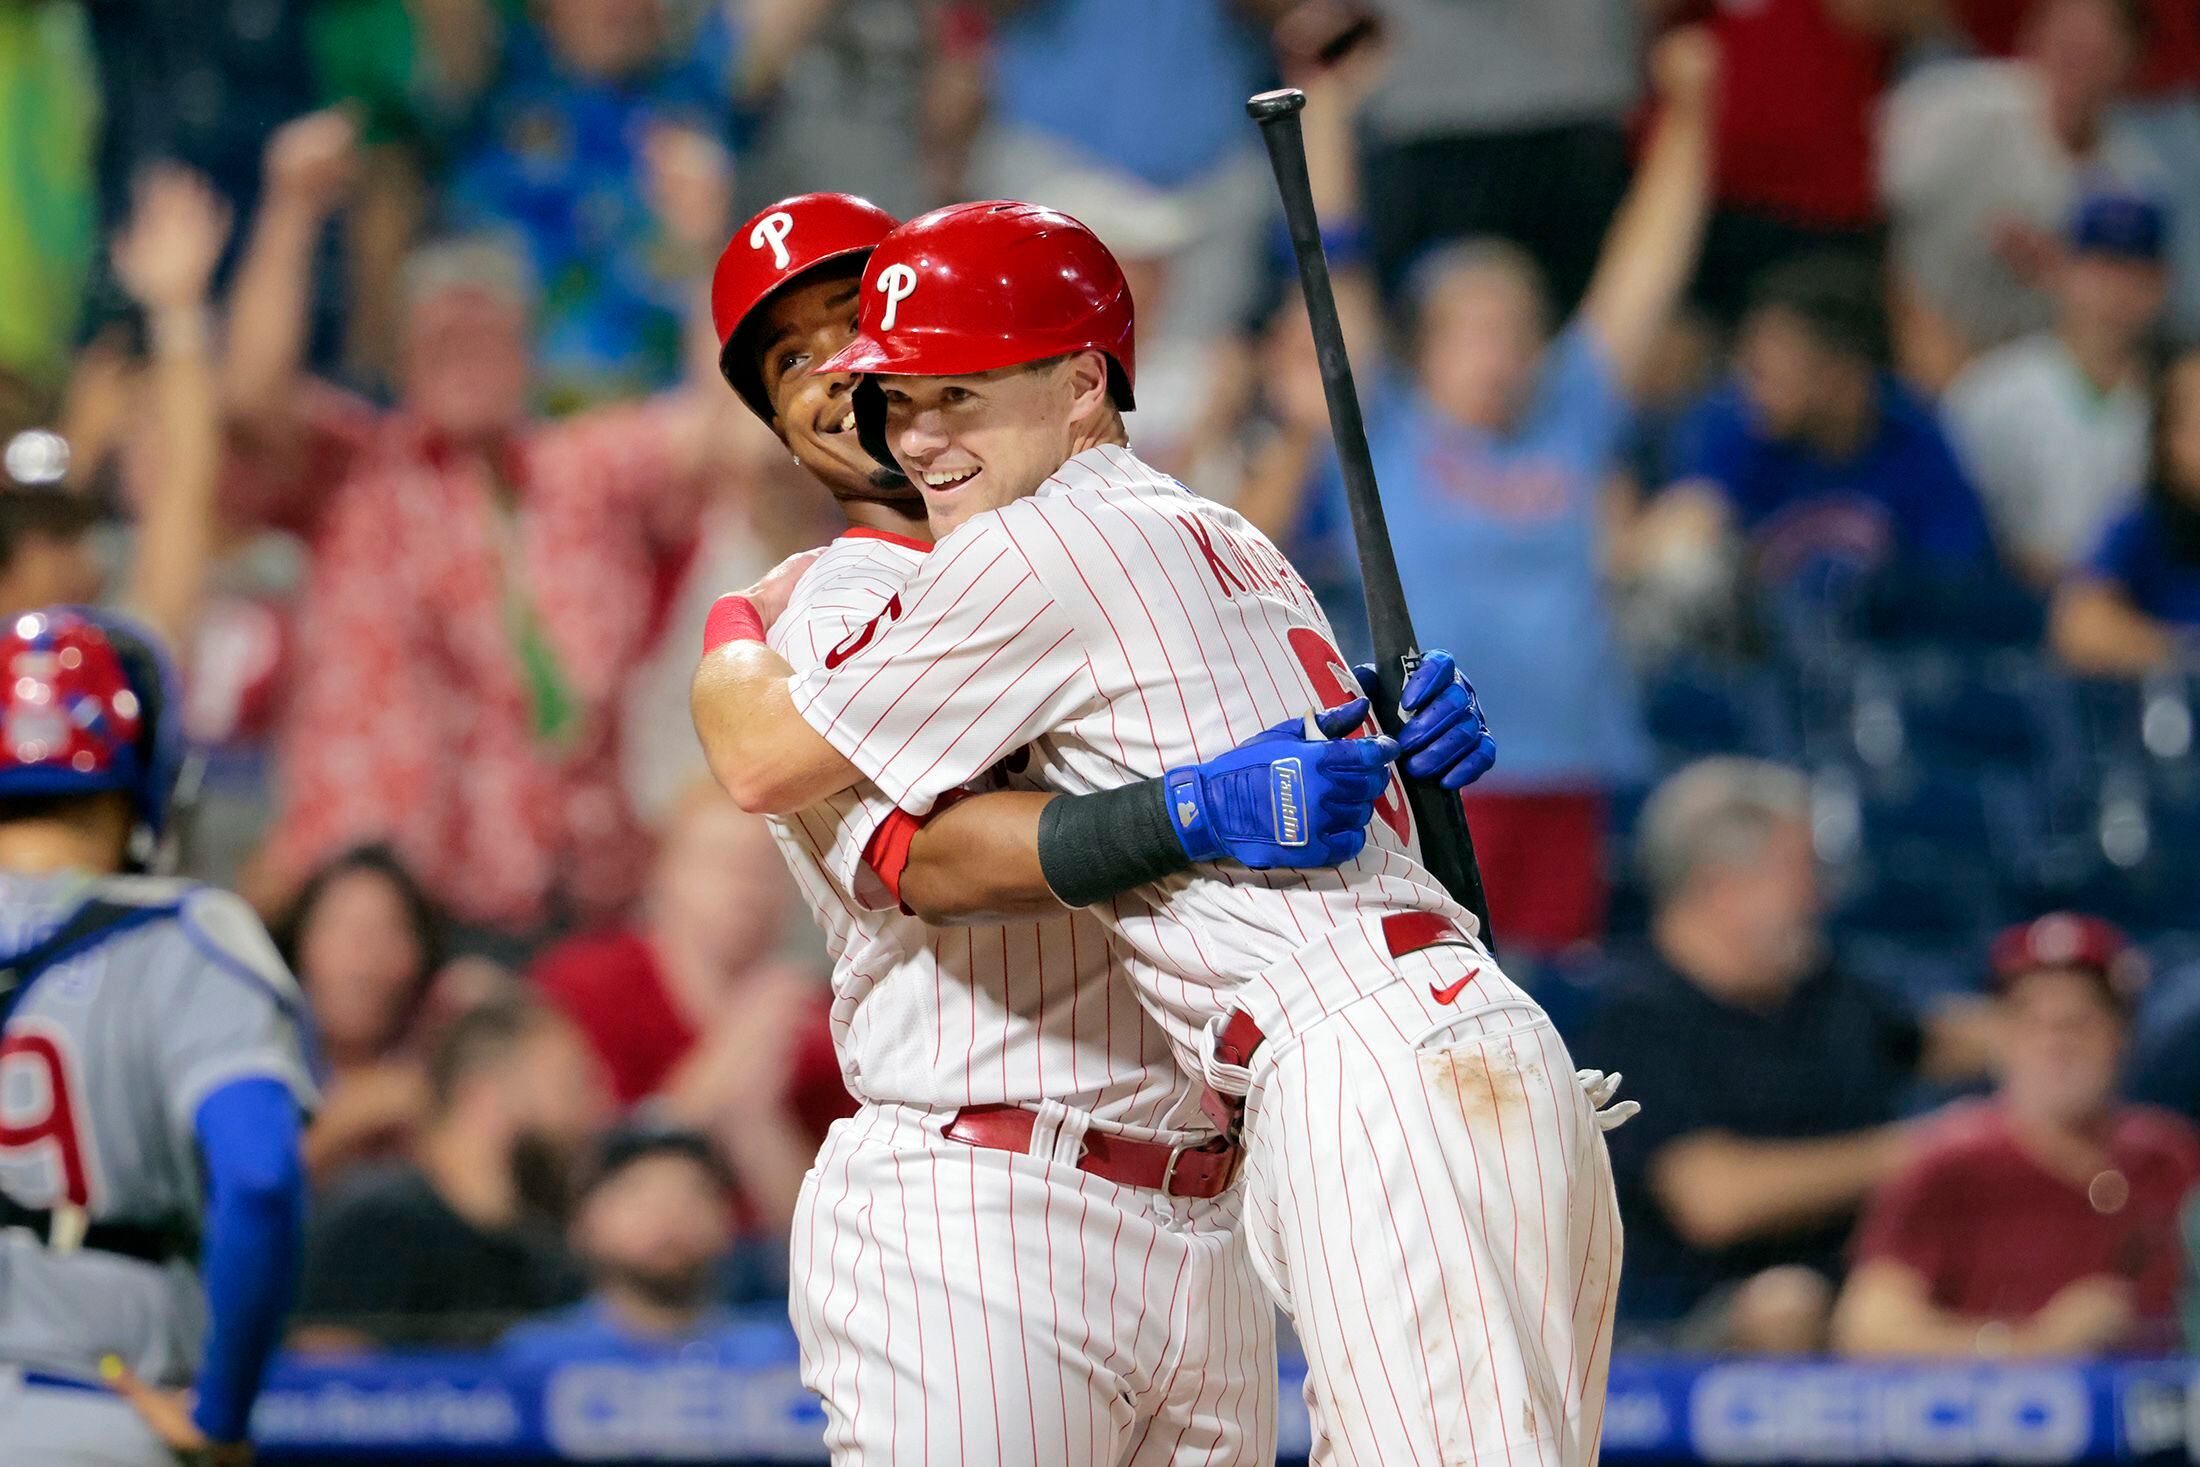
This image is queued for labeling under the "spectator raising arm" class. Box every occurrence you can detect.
[735,0,850,101]
[1579,27,1719,390]
[224,109,359,432]
[108,166,232,655]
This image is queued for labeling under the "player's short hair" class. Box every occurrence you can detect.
[427,990,558,1113]
[1637,757,1814,909]
[1745,252,1888,367]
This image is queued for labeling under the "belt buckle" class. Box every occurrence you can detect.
[1162,1136,1240,1198]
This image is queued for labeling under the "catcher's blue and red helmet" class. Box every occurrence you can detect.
[0,607,182,845]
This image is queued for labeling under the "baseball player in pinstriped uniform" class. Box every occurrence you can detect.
[0,609,315,1466]
[704,192,1500,1464]
[694,202,1630,1467]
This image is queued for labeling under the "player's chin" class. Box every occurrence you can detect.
[919,477,985,530]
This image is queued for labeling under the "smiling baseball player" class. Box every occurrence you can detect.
[694,202,1624,1467]
[707,192,1499,1465]
[0,609,314,1467]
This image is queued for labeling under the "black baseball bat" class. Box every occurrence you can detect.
[1246,85,1495,945]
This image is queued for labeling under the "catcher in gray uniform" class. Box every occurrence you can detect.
[0,607,315,1465]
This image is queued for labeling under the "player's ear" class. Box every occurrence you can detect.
[1062,349,1111,423]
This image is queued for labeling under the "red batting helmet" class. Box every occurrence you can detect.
[820,201,1137,465]
[711,192,900,422]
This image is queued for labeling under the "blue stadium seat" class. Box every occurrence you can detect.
[1640,657,1793,767]
[1863,648,2073,775]
[1856,568,2047,650]
[1840,934,1982,1004]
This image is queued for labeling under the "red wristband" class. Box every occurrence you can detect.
[703,594,766,653]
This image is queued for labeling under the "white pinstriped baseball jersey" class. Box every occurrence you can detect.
[788,446,1470,1063]
[764,526,1199,1131]
[786,448,1619,1467]
[765,528,1277,1467]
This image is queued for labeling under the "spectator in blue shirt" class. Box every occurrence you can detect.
[2053,344,2200,675]
[441,0,743,412]
[1234,30,1717,952]
[969,0,1279,345]
[1655,254,1996,591]
[500,1121,758,1364]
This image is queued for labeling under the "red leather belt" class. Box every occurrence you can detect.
[941,1105,1241,1199]
[1212,912,1470,1074]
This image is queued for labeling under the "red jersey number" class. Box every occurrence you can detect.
[0,1024,95,1208]
[1285,627,1411,845]
[824,593,903,671]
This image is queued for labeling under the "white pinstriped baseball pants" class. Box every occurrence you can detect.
[1216,956,1623,1467]
[790,1102,1279,1466]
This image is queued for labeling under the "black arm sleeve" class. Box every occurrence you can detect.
[1036,777,1193,907]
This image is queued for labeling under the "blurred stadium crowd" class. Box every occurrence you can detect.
[5,0,2200,1384]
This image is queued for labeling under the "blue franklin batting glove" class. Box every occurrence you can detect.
[1164,697,1398,869]
[1352,649,1496,791]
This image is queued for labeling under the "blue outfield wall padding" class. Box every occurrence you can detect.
[247,1319,2200,1464]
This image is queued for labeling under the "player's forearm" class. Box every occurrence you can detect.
[691,643,862,815]
[901,783,1199,925]
[898,792,1065,923]
[1652,1126,1905,1250]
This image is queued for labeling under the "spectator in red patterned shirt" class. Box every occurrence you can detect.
[220,110,720,940]
[530,785,850,1232]
[1834,914,2200,1357]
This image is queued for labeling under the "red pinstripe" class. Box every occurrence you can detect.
[1348,1017,1482,1459]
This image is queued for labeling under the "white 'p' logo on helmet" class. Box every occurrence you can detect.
[749,211,794,270]
[877,264,919,331]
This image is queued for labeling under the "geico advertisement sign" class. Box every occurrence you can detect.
[545,1361,823,1459]
[1691,1364,2093,1462]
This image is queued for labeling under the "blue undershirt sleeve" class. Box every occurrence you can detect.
[189,1076,307,1444]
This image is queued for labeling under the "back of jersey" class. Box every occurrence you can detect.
[0,871,315,1386]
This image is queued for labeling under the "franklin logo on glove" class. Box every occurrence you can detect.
[1273,760,1305,847]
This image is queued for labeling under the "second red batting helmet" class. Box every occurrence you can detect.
[711,192,900,421]
[820,200,1137,407]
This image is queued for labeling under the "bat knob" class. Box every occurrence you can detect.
[1246,88,1307,123]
